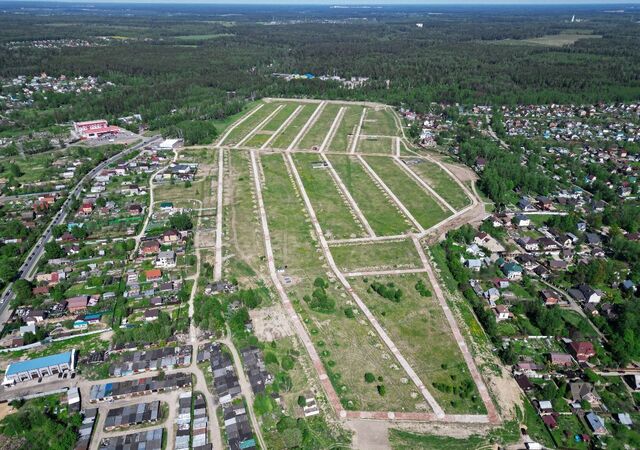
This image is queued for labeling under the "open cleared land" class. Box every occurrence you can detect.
[298,103,342,150]
[328,105,364,152]
[352,275,485,414]
[292,153,364,240]
[360,107,398,137]
[270,103,318,149]
[357,136,396,154]
[364,156,451,230]
[402,158,470,211]
[328,155,411,236]
[330,240,422,273]
[223,150,264,281]
[495,32,603,47]
[259,152,423,412]
[260,152,319,277]
[243,102,298,148]
[221,101,282,145]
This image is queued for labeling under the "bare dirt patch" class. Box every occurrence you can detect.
[249,304,294,342]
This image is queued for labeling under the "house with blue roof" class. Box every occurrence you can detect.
[3,350,76,385]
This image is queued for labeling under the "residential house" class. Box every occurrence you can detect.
[145,269,162,282]
[141,240,160,255]
[570,381,600,407]
[162,229,180,243]
[494,305,512,321]
[549,353,574,367]
[67,296,89,313]
[501,262,523,281]
[155,251,176,269]
[540,290,560,306]
[569,341,596,363]
[513,213,531,227]
[569,284,601,304]
[586,412,607,435]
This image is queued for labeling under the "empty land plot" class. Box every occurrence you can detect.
[357,136,395,154]
[402,159,470,211]
[260,153,320,277]
[330,240,422,273]
[260,153,422,412]
[364,156,451,230]
[513,33,602,47]
[154,177,207,207]
[243,103,300,148]
[298,103,342,150]
[292,153,364,240]
[223,150,265,281]
[292,279,426,412]
[328,105,364,152]
[328,155,411,236]
[352,274,486,414]
[361,107,398,137]
[221,101,282,146]
[270,103,317,149]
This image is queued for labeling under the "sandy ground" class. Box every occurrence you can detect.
[249,304,294,342]
[0,403,15,421]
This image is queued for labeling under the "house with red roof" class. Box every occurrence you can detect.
[569,341,596,363]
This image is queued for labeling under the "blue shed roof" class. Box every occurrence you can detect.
[6,351,74,376]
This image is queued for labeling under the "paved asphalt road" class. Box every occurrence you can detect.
[0,135,161,321]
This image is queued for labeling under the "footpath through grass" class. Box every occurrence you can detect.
[292,153,365,240]
[328,155,411,236]
[352,274,486,414]
[404,158,471,210]
[365,155,451,230]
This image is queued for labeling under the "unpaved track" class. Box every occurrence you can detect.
[287,101,326,151]
[261,105,304,149]
[321,153,376,237]
[319,106,346,152]
[214,147,225,281]
[357,155,425,232]
[284,151,445,418]
[349,107,367,154]
[393,156,456,214]
[217,103,264,146]
[236,105,285,148]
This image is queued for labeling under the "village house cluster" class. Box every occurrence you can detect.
[271,72,370,89]
[1,73,113,113]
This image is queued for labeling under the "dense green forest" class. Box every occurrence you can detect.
[1,3,639,132]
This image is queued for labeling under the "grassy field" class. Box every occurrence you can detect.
[260,102,299,133]
[361,107,399,136]
[242,103,299,148]
[330,240,422,273]
[291,277,427,412]
[260,153,318,277]
[298,103,342,150]
[260,153,421,412]
[494,32,602,47]
[328,105,364,152]
[270,103,317,149]
[389,429,488,450]
[154,178,208,207]
[403,158,470,210]
[357,136,396,154]
[292,153,365,239]
[364,156,451,230]
[521,33,602,47]
[328,155,412,236]
[352,274,486,414]
[221,101,282,146]
[223,150,265,283]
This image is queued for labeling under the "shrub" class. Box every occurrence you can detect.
[364,372,376,383]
